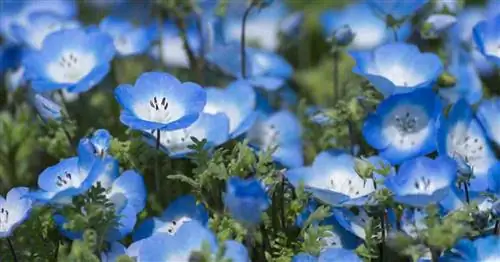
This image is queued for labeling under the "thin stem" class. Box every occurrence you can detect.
[174,15,203,83]
[193,11,206,85]
[155,130,161,193]
[333,48,340,103]
[156,9,165,71]
[430,248,440,262]
[393,27,398,42]
[494,220,499,235]
[56,90,74,150]
[241,3,255,79]
[379,213,386,262]
[7,237,18,262]
[280,175,286,230]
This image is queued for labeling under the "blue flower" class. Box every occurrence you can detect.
[247,110,303,168]
[90,129,112,156]
[22,28,115,93]
[438,59,482,105]
[443,235,500,261]
[366,0,428,20]
[478,98,500,147]
[31,93,62,122]
[384,156,457,207]
[362,89,441,165]
[223,176,270,225]
[0,187,32,238]
[292,248,363,262]
[144,113,229,158]
[136,220,218,261]
[114,72,206,131]
[29,140,118,203]
[222,240,251,262]
[287,150,376,206]
[320,3,412,50]
[204,80,257,138]
[133,195,209,241]
[332,207,370,240]
[437,99,498,192]
[206,44,293,91]
[99,16,156,57]
[351,43,443,97]
[221,0,288,51]
[11,12,80,50]
[0,0,77,44]
[473,14,500,66]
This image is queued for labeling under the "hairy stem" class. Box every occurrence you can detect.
[7,237,18,262]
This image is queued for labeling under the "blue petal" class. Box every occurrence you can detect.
[160,195,209,226]
[106,203,137,241]
[110,170,146,213]
[223,240,250,262]
[133,217,165,241]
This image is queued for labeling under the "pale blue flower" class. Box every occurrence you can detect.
[223,176,270,225]
[99,16,156,56]
[0,187,32,238]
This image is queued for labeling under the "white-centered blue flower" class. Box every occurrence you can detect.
[133,195,209,242]
[384,156,457,207]
[247,110,303,168]
[23,28,115,93]
[473,14,500,66]
[99,16,156,57]
[351,43,443,97]
[362,89,441,165]
[114,72,206,131]
[437,99,499,192]
[320,3,412,50]
[0,187,32,238]
[204,80,257,138]
[287,150,376,206]
[11,12,80,50]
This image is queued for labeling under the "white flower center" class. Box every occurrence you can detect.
[382,105,430,150]
[0,207,11,231]
[55,170,81,190]
[47,50,96,83]
[114,35,133,54]
[485,41,500,58]
[328,173,374,199]
[447,123,492,174]
[158,216,192,235]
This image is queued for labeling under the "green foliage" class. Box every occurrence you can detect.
[38,117,77,159]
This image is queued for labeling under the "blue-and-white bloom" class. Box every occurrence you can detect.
[362,89,441,165]
[384,156,457,207]
[437,99,498,192]
[247,110,303,168]
[351,43,443,97]
[206,44,293,91]
[11,12,80,50]
[99,16,156,57]
[287,150,376,206]
[365,0,428,20]
[224,176,270,225]
[135,220,217,261]
[0,0,77,44]
[478,98,500,147]
[320,3,412,50]
[144,113,229,158]
[133,195,209,242]
[23,28,115,93]
[204,80,257,138]
[443,235,500,261]
[31,93,63,122]
[0,187,32,238]
[29,140,118,203]
[114,72,206,131]
[473,14,500,66]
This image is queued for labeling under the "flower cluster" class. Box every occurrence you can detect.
[1,0,500,261]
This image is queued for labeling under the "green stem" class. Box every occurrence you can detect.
[241,3,255,79]
[333,49,340,104]
[430,248,440,262]
[56,90,74,150]
[174,14,203,83]
[7,237,18,262]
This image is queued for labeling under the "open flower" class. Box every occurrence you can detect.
[473,14,500,66]
[384,156,457,207]
[350,43,443,97]
[99,16,156,57]
[23,28,115,93]
[362,89,441,165]
[287,150,376,206]
[115,72,206,131]
[204,80,257,138]
[133,195,209,242]
[223,176,270,225]
[0,187,32,238]
[437,99,499,192]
